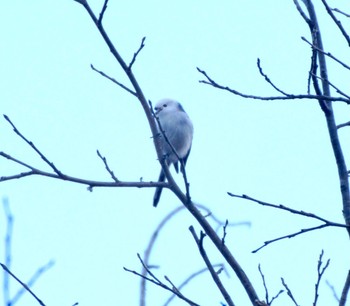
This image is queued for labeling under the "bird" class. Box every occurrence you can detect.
[153,98,194,207]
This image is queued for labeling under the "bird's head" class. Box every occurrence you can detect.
[154,99,184,115]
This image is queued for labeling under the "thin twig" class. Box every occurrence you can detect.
[0,263,46,306]
[301,37,350,71]
[128,37,146,70]
[90,64,137,96]
[0,151,167,189]
[221,219,229,245]
[227,193,347,228]
[253,224,329,253]
[189,226,235,306]
[96,150,119,182]
[258,265,284,305]
[98,0,108,24]
[164,275,181,294]
[3,115,63,176]
[163,264,226,306]
[197,68,350,104]
[11,260,55,305]
[229,187,348,251]
[321,0,350,46]
[125,254,200,306]
[257,58,289,96]
[313,250,330,306]
[333,8,350,18]
[281,278,299,306]
[258,264,269,304]
[293,0,312,25]
[312,74,350,100]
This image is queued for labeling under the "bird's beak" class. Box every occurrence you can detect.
[154,107,162,114]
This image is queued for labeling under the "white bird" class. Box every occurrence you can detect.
[153,99,194,207]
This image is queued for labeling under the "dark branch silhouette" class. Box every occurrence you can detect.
[313,250,330,306]
[321,0,350,46]
[140,203,248,306]
[124,254,200,306]
[189,226,235,306]
[340,270,350,306]
[258,264,284,305]
[128,37,146,70]
[197,68,350,104]
[281,278,299,306]
[0,263,46,306]
[90,64,137,96]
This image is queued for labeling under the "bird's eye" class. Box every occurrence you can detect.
[163,104,167,107]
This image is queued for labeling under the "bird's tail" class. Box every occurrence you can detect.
[153,170,166,207]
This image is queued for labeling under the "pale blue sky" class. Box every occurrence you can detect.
[1,1,350,305]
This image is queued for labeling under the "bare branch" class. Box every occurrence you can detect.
[313,250,330,306]
[125,254,200,306]
[164,275,181,295]
[228,193,347,252]
[221,219,229,245]
[258,264,284,305]
[253,224,329,253]
[197,68,350,104]
[189,226,235,306]
[128,37,146,71]
[96,150,119,182]
[281,278,300,306]
[256,58,289,95]
[3,115,63,176]
[340,270,350,306]
[11,260,54,305]
[227,193,348,228]
[333,8,350,18]
[312,73,350,100]
[337,121,350,129]
[98,0,108,25]
[321,0,350,47]
[163,264,226,306]
[90,64,137,96]
[301,37,350,71]
[293,0,312,25]
[0,150,168,190]
[0,263,46,306]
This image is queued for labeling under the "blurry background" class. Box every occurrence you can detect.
[1,0,349,305]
